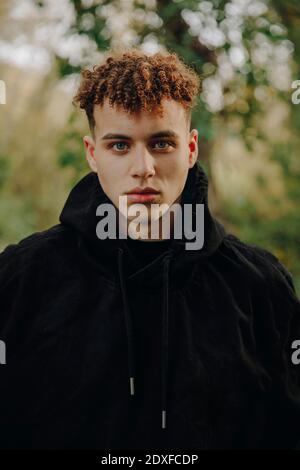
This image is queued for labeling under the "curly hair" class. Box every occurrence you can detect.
[73,47,201,136]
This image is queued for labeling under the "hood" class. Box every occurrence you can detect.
[59,161,227,430]
[59,162,226,287]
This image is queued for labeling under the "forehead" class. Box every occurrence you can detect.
[93,98,187,139]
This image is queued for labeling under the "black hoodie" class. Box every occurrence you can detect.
[0,162,299,449]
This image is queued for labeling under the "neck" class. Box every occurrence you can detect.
[117,206,180,242]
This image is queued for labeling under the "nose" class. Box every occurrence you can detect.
[129,147,155,179]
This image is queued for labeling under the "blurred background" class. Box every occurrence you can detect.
[0,0,299,294]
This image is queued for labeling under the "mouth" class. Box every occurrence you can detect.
[125,187,160,203]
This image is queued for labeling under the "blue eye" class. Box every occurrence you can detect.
[155,141,169,149]
[112,142,128,151]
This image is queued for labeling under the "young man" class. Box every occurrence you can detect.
[0,48,300,450]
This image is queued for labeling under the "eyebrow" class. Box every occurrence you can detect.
[101,130,179,140]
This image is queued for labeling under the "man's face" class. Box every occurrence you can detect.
[83,97,198,235]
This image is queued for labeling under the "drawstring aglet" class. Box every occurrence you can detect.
[162,410,167,429]
[130,376,135,395]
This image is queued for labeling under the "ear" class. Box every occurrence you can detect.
[83,135,97,172]
[188,129,198,168]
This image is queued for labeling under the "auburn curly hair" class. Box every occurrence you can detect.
[73,47,201,136]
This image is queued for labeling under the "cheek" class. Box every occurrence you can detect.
[162,149,189,172]
[94,154,123,200]
[164,160,188,183]
[93,150,112,179]
[166,165,189,198]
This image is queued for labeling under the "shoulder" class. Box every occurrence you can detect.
[0,224,76,288]
[218,233,297,299]
[219,234,300,378]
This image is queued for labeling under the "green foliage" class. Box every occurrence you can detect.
[57,112,89,187]
[0,195,38,251]
[0,156,10,191]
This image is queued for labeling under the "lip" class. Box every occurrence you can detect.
[127,187,160,195]
[125,186,160,203]
[126,193,159,203]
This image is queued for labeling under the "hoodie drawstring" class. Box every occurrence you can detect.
[117,247,173,430]
[161,252,172,430]
[117,248,136,396]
